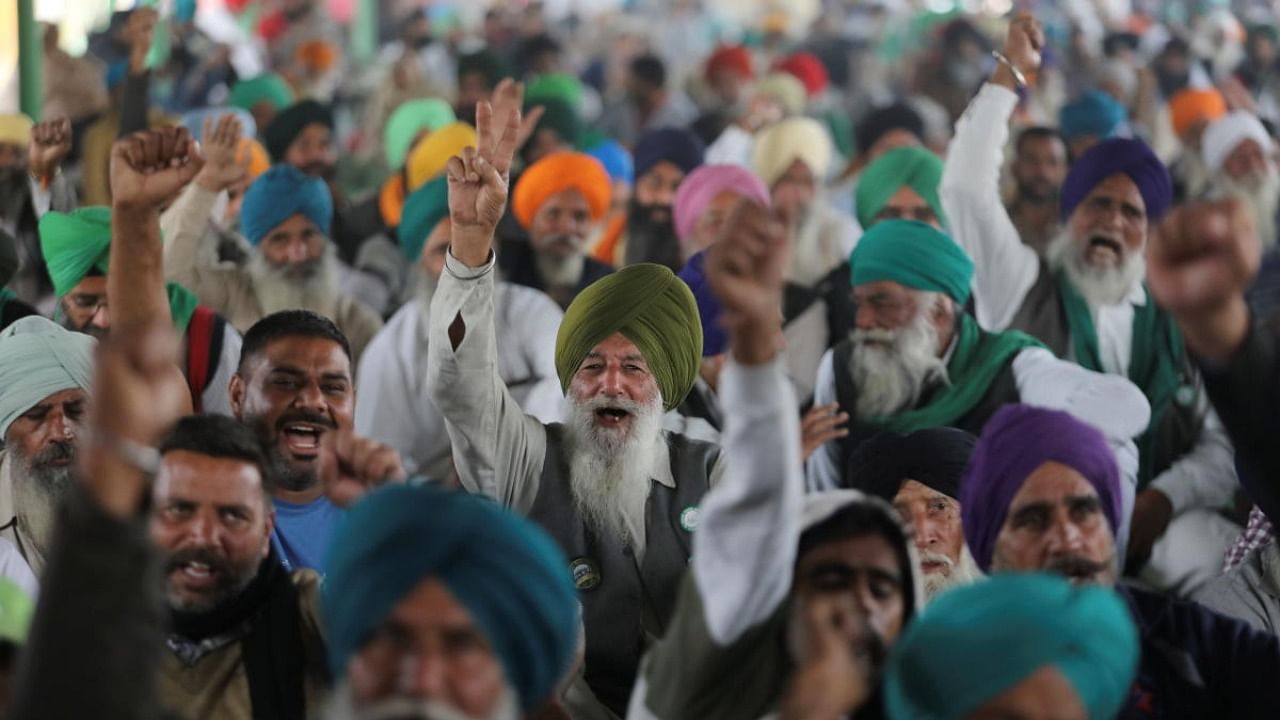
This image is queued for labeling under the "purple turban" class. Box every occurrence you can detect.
[959,405,1122,572]
[634,127,706,179]
[676,251,726,357]
[673,164,771,248]
[1060,138,1172,221]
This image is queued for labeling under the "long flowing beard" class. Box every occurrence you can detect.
[323,682,521,720]
[248,243,341,317]
[565,394,664,546]
[1048,229,1146,308]
[786,203,830,286]
[10,440,77,559]
[919,544,985,604]
[533,243,586,288]
[850,310,949,418]
[1220,167,1280,251]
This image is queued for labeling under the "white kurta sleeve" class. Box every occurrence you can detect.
[1149,401,1239,515]
[426,250,548,513]
[941,83,1041,332]
[805,348,842,492]
[504,285,565,425]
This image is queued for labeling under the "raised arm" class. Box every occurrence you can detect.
[27,118,74,216]
[939,12,1043,331]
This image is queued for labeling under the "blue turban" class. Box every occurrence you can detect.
[885,573,1138,720]
[677,251,726,357]
[0,317,95,439]
[240,165,333,246]
[959,405,1122,572]
[181,107,258,141]
[323,485,578,711]
[1059,90,1128,143]
[634,127,705,180]
[105,61,128,93]
[850,220,974,305]
[398,177,449,261]
[586,140,635,185]
[1060,137,1172,221]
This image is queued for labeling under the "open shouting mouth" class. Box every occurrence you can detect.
[1085,235,1124,266]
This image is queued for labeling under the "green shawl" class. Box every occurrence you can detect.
[866,315,1043,433]
[1057,271,1186,486]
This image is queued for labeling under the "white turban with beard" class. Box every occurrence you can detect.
[849,293,950,419]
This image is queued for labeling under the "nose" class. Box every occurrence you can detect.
[1045,516,1085,555]
[855,303,878,331]
[913,514,940,547]
[553,214,584,239]
[284,239,310,264]
[293,380,327,413]
[46,408,76,442]
[599,364,625,397]
[186,510,219,547]
[402,651,449,700]
[91,304,111,330]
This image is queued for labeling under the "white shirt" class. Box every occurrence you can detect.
[939,82,1239,516]
[356,280,565,479]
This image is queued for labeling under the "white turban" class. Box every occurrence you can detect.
[752,117,834,187]
[1202,111,1275,177]
[0,317,95,439]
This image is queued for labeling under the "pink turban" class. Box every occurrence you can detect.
[673,164,771,252]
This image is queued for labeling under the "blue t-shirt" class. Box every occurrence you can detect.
[270,496,345,574]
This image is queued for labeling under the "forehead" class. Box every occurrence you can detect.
[538,187,590,213]
[640,161,685,184]
[893,479,951,505]
[1080,173,1144,211]
[1229,138,1267,160]
[884,185,929,207]
[68,275,108,295]
[799,532,901,574]
[852,279,913,301]
[248,336,351,377]
[296,123,331,142]
[154,449,265,503]
[387,577,481,631]
[267,214,320,237]
[580,333,646,363]
[1008,461,1099,509]
[1020,134,1066,155]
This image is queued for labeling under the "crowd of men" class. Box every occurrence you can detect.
[3,0,1280,718]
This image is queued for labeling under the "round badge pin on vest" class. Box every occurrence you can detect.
[570,557,601,591]
[679,506,700,533]
[1175,384,1196,407]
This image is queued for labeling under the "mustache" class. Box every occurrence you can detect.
[1046,554,1109,578]
[32,440,76,467]
[275,410,338,433]
[165,546,230,576]
[917,551,955,570]
[852,327,898,345]
[577,394,645,414]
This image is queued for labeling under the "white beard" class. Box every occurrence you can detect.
[248,242,341,317]
[1048,229,1146,308]
[787,202,836,286]
[849,308,949,419]
[565,393,664,546]
[918,544,985,603]
[535,246,586,288]
[324,681,520,720]
[1219,166,1280,251]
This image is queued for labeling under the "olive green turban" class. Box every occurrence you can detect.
[555,264,702,411]
[855,146,947,229]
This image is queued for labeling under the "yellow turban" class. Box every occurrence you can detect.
[512,152,611,229]
[752,117,833,186]
[406,122,478,191]
[0,114,33,148]
[555,264,702,411]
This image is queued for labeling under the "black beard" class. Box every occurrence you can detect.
[0,167,30,220]
[624,200,680,270]
[1017,182,1060,205]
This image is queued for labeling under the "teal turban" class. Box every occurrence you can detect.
[555,264,702,411]
[885,573,1138,720]
[323,485,578,711]
[527,98,582,148]
[39,207,112,298]
[384,99,457,170]
[0,316,95,439]
[850,220,974,305]
[240,165,333,246]
[229,74,295,114]
[397,177,449,261]
[855,146,946,229]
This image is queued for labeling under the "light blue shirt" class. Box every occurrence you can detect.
[270,496,345,574]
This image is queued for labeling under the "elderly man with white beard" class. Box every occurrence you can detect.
[941,12,1242,595]
[804,219,1150,501]
[426,92,718,720]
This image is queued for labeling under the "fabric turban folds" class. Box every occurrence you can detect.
[855,146,946,229]
[406,122,478,191]
[633,127,706,180]
[263,100,333,162]
[512,152,612,229]
[1169,87,1227,139]
[850,220,974,305]
[884,573,1139,720]
[229,74,295,115]
[1058,89,1127,144]
[398,177,449,261]
[384,99,457,170]
[0,316,95,439]
[1202,111,1275,176]
[555,264,702,411]
[847,428,977,503]
[673,164,770,244]
[676,251,726,357]
[752,117,833,187]
[959,405,1123,573]
[1059,137,1172,222]
[240,165,333,246]
[323,485,578,712]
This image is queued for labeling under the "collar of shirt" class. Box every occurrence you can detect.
[1126,279,1147,307]
[166,623,249,667]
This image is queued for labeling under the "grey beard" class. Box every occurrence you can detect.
[535,249,585,288]
[787,202,833,286]
[918,545,985,603]
[1218,167,1280,251]
[1048,229,1146,308]
[849,308,949,418]
[248,243,341,317]
[324,681,521,720]
[10,446,77,559]
[565,394,664,546]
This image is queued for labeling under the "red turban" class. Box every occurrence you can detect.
[705,46,755,82]
[512,152,612,229]
[774,52,829,97]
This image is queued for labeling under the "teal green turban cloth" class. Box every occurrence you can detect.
[850,220,974,305]
[240,165,333,246]
[0,316,95,438]
[384,99,456,170]
[526,98,582,148]
[885,573,1139,720]
[397,177,449,261]
[526,72,584,112]
[555,264,702,411]
[323,485,578,711]
[229,74,295,115]
[855,146,946,229]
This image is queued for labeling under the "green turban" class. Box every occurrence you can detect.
[398,177,449,261]
[384,99,457,170]
[850,219,974,305]
[555,264,702,411]
[855,146,946,229]
[230,73,296,114]
[0,316,95,439]
[526,73,584,112]
[527,98,582,149]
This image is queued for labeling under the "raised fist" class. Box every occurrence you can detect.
[1002,12,1045,75]
[705,198,789,332]
[110,127,204,212]
[319,430,406,508]
[28,117,72,183]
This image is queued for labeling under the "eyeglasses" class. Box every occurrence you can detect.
[68,294,108,314]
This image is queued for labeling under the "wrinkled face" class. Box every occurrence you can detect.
[874,186,940,228]
[771,159,817,224]
[567,333,661,441]
[1224,138,1271,182]
[284,123,335,178]
[1065,173,1147,269]
[5,388,85,479]
[892,480,964,576]
[529,188,592,259]
[991,462,1118,586]
[865,129,922,164]
[689,190,743,255]
[231,337,354,493]
[60,275,110,338]
[260,214,326,274]
[853,281,928,335]
[346,579,516,720]
[791,533,906,671]
[150,450,272,613]
[634,161,685,218]
[1014,135,1068,203]
[0,142,25,174]
[967,665,1086,720]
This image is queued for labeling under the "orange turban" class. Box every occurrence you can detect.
[237,138,271,182]
[296,40,339,73]
[1169,88,1226,138]
[512,152,611,229]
